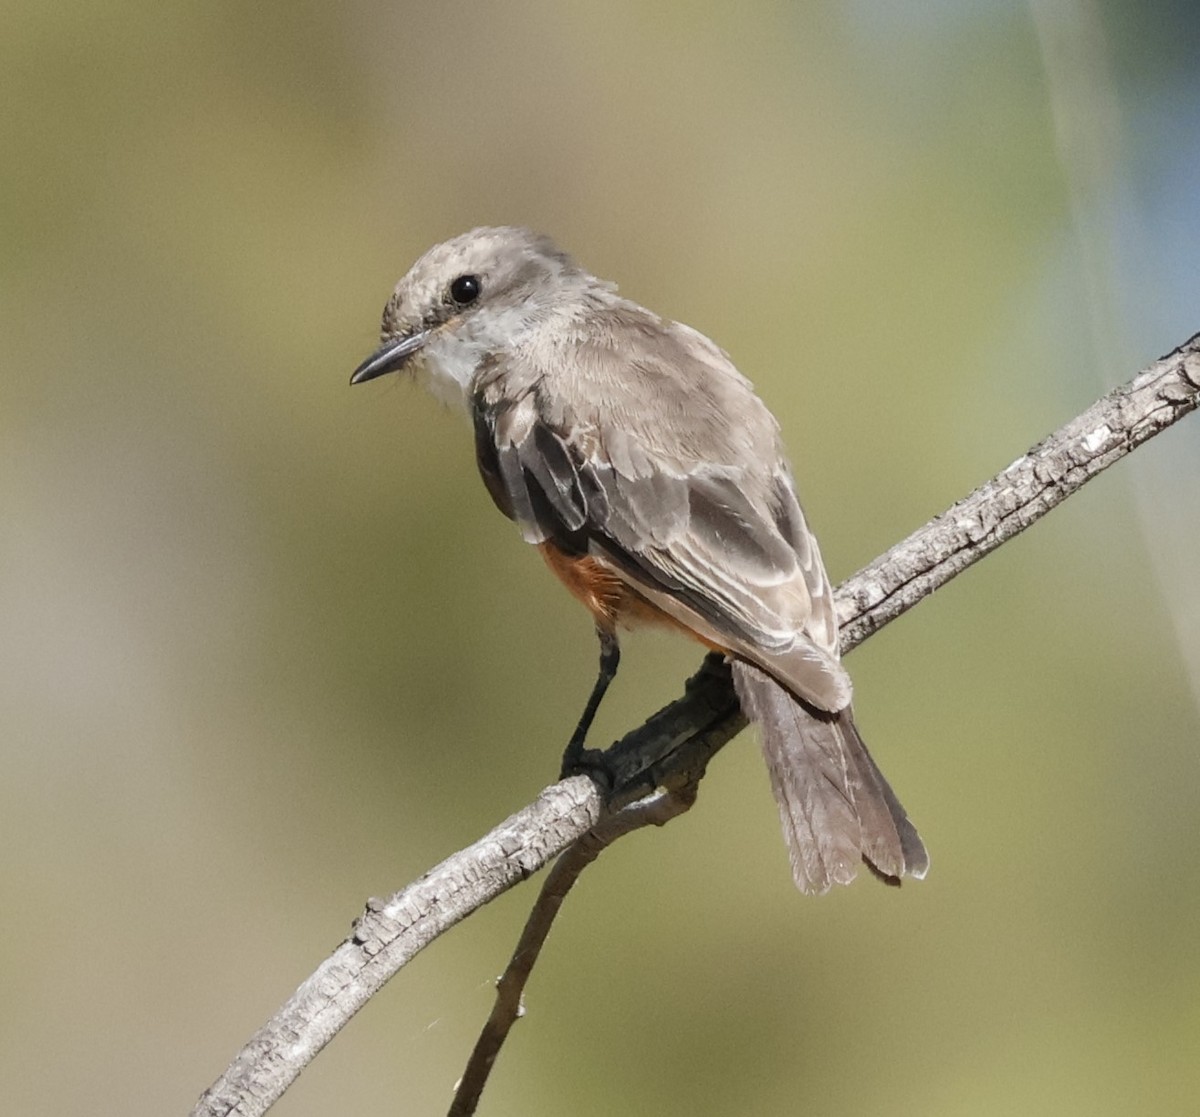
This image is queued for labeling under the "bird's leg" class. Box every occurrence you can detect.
[560,626,620,779]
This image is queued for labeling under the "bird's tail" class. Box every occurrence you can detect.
[731,660,928,894]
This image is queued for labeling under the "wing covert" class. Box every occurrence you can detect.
[470,331,849,710]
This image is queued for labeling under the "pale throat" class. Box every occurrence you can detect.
[414,333,482,412]
[415,303,534,412]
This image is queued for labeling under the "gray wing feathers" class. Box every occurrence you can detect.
[526,422,589,532]
[488,398,548,543]
[475,318,851,708]
[732,661,928,893]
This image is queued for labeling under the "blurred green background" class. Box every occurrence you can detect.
[3,2,1199,1114]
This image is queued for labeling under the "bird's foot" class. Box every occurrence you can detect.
[559,741,615,791]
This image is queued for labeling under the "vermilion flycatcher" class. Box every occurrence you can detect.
[351,226,927,894]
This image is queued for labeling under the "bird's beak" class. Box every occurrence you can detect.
[349,330,431,385]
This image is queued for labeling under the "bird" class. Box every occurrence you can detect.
[351,226,927,894]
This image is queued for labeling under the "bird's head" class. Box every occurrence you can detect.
[350,226,585,403]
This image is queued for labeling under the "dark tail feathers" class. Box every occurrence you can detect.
[731,660,928,894]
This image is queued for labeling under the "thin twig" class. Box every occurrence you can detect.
[448,786,698,1116]
[192,332,1200,1117]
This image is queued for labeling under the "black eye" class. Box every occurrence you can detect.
[449,274,481,306]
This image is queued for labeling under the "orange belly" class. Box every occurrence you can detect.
[537,542,726,652]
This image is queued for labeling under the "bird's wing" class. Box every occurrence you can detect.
[471,318,851,712]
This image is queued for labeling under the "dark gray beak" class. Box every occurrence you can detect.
[350,330,430,385]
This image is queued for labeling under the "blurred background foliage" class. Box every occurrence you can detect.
[2,1,1199,1114]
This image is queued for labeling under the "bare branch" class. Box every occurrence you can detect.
[192,332,1200,1117]
[838,335,1200,649]
[192,780,602,1117]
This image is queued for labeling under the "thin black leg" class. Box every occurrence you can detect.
[560,626,620,778]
